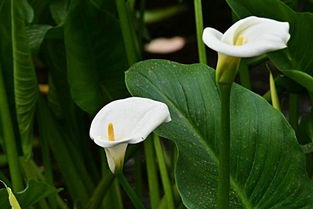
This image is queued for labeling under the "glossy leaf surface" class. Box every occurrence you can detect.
[126,59,313,208]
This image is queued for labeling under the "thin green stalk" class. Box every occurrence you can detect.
[116,173,145,209]
[0,66,23,191]
[134,149,144,198]
[115,0,138,65]
[39,112,56,209]
[86,170,114,209]
[154,134,175,209]
[194,0,207,64]
[289,93,299,130]
[238,60,251,89]
[158,185,180,209]
[217,84,232,209]
[144,137,160,209]
[269,71,281,111]
[138,0,146,47]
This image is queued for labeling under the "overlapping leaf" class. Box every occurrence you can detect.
[126,60,313,208]
[64,0,128,114]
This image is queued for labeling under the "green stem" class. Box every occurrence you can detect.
[86,170,114,209]
[194,0,207,64]
[38,110,56,209]
[154,134,175,209]
[238,60,251,89]
[138,0,146,47]
[217,84,232,209]
[134,150,143,198]
[269,71,281,111]
[115,0,138,65]
[144,137,160,209]
[289,93,299,130]
[116,173,145,209]
[0,66,23,191]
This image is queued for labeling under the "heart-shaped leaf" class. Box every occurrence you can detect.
[64,0,128,114]
[126,59,313,208]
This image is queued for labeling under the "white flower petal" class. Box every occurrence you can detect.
[104,143,128,173]
[202,16,290,57]
[90,97,171,148]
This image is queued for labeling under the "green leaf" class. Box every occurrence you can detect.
[280,70,313,93]
[125,60,313,208]
[0,180,59,209]
[49,0,69,25]
[11,0,38,159]
[64,0,128,114]
[27,24,52,53]
[226,0,313,76]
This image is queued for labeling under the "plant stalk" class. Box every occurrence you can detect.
[144,137,160,209]
[194,0,207,64]
[217,83,232,209]
[86,170,115,209]
[0,66,23,191]
[154,134,175,209]
[115,0,139,65]
[238,60,251,90]
[116,173,145,209]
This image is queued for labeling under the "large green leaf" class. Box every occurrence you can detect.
[280,70,313,93]
[226,0,313,77]
[126,60,313,208]
[11,0,38,159]
[0,180,59,209]
[0,0,22,153]
[64,0,128,114]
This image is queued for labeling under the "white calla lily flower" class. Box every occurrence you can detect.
[202,16,290,83]
[90,97,171,173]
[202,16,290,57]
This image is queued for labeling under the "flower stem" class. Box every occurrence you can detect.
[0,66,23,191]
[238,60,251,90]
[194,0,207,64]
[269,71,281,111]
[115,0,139,65]
[134,150,143,198]
[86,170,114,209]
[154,134,175,209]
[144,137,160,209]
[217,83,232,209]
[116,173,145,209]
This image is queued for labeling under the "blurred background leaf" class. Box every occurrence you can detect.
[64,0,128,115]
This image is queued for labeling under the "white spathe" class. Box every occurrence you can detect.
[90,97,171,173]
[202,16,290,57]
